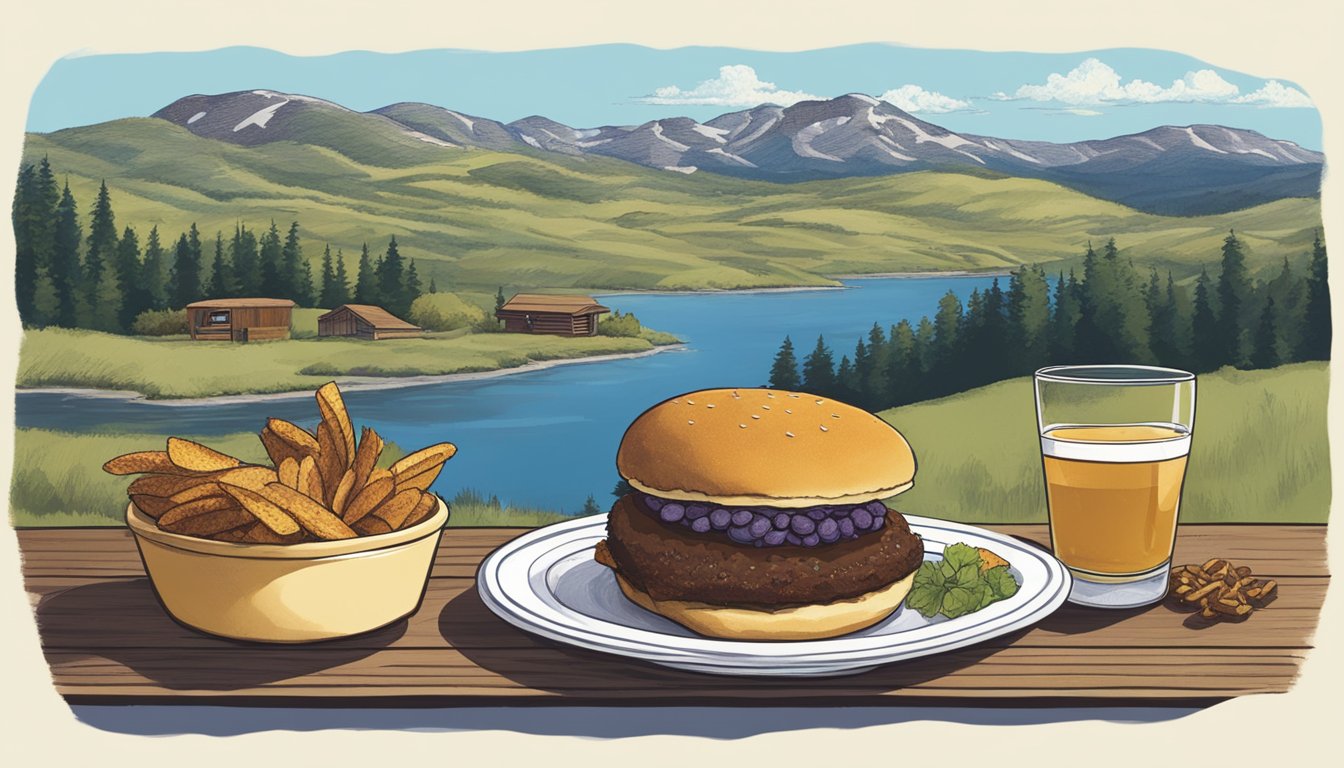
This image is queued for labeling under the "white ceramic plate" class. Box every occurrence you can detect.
[477,513,1072,677]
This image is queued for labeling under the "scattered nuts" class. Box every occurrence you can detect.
[1168,558,1278,623]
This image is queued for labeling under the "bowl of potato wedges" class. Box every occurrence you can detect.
[107,382,454,643]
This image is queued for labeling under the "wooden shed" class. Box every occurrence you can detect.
[495,294,610,337]
[186,298,295,342]
[317,304,424,340]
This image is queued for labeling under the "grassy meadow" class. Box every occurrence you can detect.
[10,362,1328,527]
[24,119,1323,292]
[884,362,1330,524]
[17,326,675,399]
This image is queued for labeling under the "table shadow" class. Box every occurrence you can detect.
[35,578,406,690]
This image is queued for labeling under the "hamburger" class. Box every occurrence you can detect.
[593,387,923,640]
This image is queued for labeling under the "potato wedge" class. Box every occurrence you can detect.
[390,443,456,491]
[160,507,253,537]
[214,465,279,491]
[371,488,421,529]
[168,482,226,505]
[221,484,302,536]
[127,473,215,497]
[350,427,383,494]
[341,473,394,524]
[278,457,300,489]
[401,491,440,530]
[166,437,243,473]
[331,468,356,516]
[299,455,325,503]
[259,483,357,540]
[352,516,392,536]
[267,418,319,453]
[316,421,348,494]
[240,521,305,544]
[157,495,237,527]
[316,382,356,464]
[129,494,175,519]
[104,451,190,476]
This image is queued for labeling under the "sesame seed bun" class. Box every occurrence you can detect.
[616,388,916,508]
[612,570,917,641]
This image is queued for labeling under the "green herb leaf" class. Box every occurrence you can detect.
[941,585,984,618]
[906,561,946,618]
[984,565,1020,600]
[941,543,982,572]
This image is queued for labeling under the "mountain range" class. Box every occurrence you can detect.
[151,90,1324,215]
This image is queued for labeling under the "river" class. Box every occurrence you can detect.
[16,275,997,512]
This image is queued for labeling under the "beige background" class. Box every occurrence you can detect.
[1,0,1340,763]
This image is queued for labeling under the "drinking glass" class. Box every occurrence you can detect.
[1034,365,1196,608]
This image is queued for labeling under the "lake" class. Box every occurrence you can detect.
[16,275,997,512]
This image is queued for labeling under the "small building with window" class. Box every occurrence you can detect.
[495,293,610,336]
[185,298,296,342]
[317,304,424,340]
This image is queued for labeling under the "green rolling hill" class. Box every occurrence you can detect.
[21,118,1324,292]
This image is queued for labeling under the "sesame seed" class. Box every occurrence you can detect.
[761,405,771,411]
[687,400,695,405]
[820,425,829,432]
[766,392,775,398]
[785,431,795,438]
[831,414,840,418]
[739,423,747,429]
[688,420,695,425]
[815,400,824,405]
[706,404,716,409]
[785,409,793,414]
[751,414,760,420]
[789,394,800,399]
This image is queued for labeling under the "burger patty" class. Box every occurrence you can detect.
[599,494,924,608]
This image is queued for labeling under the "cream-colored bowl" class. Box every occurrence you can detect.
[126,497,448,643]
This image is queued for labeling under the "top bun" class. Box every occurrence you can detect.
[617,388,916,508]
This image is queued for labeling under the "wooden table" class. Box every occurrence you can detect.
[17,524,1327,707]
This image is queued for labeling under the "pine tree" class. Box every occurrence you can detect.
[377,236,407,314]
[1008,265,1050,375]
[768,336,801,389]
[332,249,351,306]
[834,355,856,403]
[296,257,316,307]
[281,221,303,302]
[231,224,260,296]
[12,164,38,323]
[801,335,836,395]
[28,158,61,324]
[863,323,890,410]
[318,245,338,307]
[1191,268,1220,373]
[495,286,507,312]
[83,181,122,330]
[1217,230,1251,368]
[932,290,963,373]
[886,319,917,405]
[51,182,83,327]
[404,259,422,311]
[142,226,168,311]
[205,232,231,298]
[354,244,377,304]
[114,226,144,330]
[258,221,283,296]
[1301,233,1330,360]
[169,232,201,308]
[1251,296,1281,369]
[1050,270,1081,362]
[914,317,935,374]
[427,277,438,294]
[580,495,601,516]
[1265,256,1306,364]
[1166,272,1194,364]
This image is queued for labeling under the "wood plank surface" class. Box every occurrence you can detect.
[15,524,1328,705]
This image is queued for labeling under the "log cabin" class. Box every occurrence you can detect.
[495,293,610,336]
[317,304,424,340]
[186,298,296,342]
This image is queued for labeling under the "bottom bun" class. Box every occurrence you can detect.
[613,570,916,641]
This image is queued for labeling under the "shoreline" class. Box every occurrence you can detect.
[595,270,1009,296]
[17,344,687,407]
[828,269,1014,280]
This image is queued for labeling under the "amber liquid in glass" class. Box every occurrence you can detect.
[1043,425,1189,579]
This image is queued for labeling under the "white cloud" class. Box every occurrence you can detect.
[877,84,972,113]
[1061,108,1104,117]
[640,65,819,107]
[1232,80,1313,108]
[995,58,1309,108]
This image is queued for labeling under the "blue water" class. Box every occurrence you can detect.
[15,276,996,512]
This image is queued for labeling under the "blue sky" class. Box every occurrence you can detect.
[26,44,1322,149]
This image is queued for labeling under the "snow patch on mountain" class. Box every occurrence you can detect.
[734,115,779,146]
[187,112,206,124]
[692,123,729,143]
[792,117,849,162]
[651,123,690,151]
[892,117,972,149]
[406,130,455,147]
[519,134,542,149]
[847,93,881,106]
[662,165,697,174]
[444,110,475,131]
[707,147,757,167]
[234,100,288,132]
[877,135,915,161]
[1185,127,1227,154]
